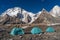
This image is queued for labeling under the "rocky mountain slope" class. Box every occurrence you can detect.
[0,5,60,24]
[0,14,26,24]
[0,7,36,24]
[32,9,56,24]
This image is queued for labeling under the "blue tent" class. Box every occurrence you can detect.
[10,27,24,36]
[31,27,42,34]
[46,26,55,32]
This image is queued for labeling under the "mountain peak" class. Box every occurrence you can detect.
[42,8,47,12]
[42,8,46,11]
[1,7,36,24]
[53,5,59,9]
[1,7,22,17]
[41,8,48,14]
[50,5,60,17]
[52,5,60,11]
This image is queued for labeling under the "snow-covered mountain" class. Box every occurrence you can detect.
[1,5,60,24]
[50,5,60,17]
[1,7,37,24]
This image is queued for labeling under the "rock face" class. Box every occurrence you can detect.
[1,5,60,24]
[32,9,56,24]
[0,14,10,24]
[1,8,60,25]
[0,14,26,24]
[1,7,35,24]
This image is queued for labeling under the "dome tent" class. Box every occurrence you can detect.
[31,26,42,34]
[46,26,55,32]
[10,27,24,36]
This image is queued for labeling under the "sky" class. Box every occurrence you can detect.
[0,0,60,14]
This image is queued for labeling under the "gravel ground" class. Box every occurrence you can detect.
[0,26,60,40]
[0,31,60,40]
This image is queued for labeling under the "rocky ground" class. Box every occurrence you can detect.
[0,25,60,40]
[0,30,60,40]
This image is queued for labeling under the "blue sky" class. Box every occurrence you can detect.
[0,0,60,14]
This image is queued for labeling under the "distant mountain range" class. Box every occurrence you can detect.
[0,5,60,24]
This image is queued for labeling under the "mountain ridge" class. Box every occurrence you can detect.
[0,5,60,24]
